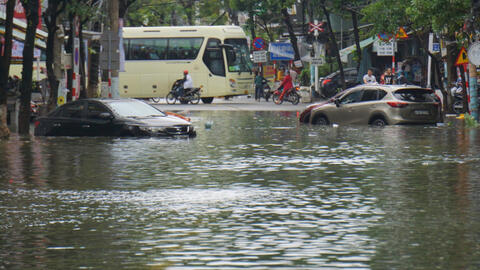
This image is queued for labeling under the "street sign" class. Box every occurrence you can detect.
[100,30,120,70]
[308,22,325,33]
[432,43,440,53]
[252,37,266,50]
[376,40,395,56]
[310,58,325,66]
[252,50,267,63]
[269,42,294,60]
[455,47,469,66]
[468,42,480,65]
[377,33,392,42]
[396,27,408,39]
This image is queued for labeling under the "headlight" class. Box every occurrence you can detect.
[229,79,237,88]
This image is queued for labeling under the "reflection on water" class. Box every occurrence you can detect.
[1,112,480,269]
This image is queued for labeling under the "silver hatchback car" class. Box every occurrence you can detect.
[300,84,441,126]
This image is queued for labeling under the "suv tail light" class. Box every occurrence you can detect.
[322,79,331,86]
[34,121,40,128]
[387,101,408,108]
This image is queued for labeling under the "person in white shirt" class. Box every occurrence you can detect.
[179,70,193,97]
[363,68,377,84]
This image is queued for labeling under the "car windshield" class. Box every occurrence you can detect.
[107,100,166,118]
[393,89,437,102]
[224,38,253,73]
[328,89,348,102]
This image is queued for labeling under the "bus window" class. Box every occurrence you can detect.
[224,38,253,73]
[202,38,225,77]
[125,38,168,60]
[124,38,203,60]
[167,38,203,60]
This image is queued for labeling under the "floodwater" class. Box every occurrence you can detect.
[1,111,480,269]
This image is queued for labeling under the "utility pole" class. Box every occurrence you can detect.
[101,0,119,98]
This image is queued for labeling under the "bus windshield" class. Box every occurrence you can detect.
[225,38,253,73]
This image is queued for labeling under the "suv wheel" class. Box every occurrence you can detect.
[313,115,329,125]
[371,118,387,126]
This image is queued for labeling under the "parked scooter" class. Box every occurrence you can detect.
[166,79,202,105]
[272,86,300,105]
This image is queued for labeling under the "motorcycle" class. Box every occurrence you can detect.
[451,83,465,114]
[272,86,300,105]
[166,79,202,105]
[262,78,273,102]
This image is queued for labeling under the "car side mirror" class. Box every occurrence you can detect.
[99,112,113,120]
[334,98,340,107]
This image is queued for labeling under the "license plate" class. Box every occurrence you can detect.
[414,110,430,115]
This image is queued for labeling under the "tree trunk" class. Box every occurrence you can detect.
[65,14,74,101]
[248,10,256,40]
[18,0,39,135]
[45,0,63,113]
[281,8,301,62]
[79,23,87,99]
[350,11,362,71]
[224,0,239,25]
[0,0,15,138]
[322,4,345,89]
[87,22,100,98]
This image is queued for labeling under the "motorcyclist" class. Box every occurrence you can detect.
[178,70,193,97]
[450,78,463,97]
[275,70,293,104]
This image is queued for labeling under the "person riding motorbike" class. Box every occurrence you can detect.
[275,70,293,104]
[178,70,193,98]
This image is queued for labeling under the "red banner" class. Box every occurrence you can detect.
[0,0,42,29]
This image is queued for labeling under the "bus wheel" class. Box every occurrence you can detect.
[201,97,214,104]
[151,97,160,103]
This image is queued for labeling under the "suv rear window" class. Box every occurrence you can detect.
[393,89,436,102]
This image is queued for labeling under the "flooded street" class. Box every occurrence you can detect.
[1,111,480,269]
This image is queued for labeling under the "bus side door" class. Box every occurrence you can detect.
[202,38,227,97]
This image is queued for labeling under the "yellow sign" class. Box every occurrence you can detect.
[396,27,408,39]
[455,47,469,66]
[57,96,65,105]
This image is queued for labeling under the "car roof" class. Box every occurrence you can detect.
[79,98,146,105]
[345,84,429,92]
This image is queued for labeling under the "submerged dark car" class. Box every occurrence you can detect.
[34,99,196,137]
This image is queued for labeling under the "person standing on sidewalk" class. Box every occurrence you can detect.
[382,68,395,85]
[363,68,377,84]
[254,71,265,101]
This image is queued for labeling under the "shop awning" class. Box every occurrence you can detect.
[339,36,376,63]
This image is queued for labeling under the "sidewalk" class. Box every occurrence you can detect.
[150,95,314,112]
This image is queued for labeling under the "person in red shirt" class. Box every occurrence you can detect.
[276,70,293,104]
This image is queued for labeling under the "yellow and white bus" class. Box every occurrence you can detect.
[120,25,254,103]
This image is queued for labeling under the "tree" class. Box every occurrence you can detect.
[18,0,39,135]
[281,7,301,62]
[178,0,195,25]
[43,0,67,112]
[362,0,470,113]
[0,0,15,139]
[320,1,345,89]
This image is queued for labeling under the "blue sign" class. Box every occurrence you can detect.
[269,42,294,61]
[432,43,440,52]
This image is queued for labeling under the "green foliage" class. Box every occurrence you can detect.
[299,65,310,86]
[362,0,470,36]
[464,113,479,128]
